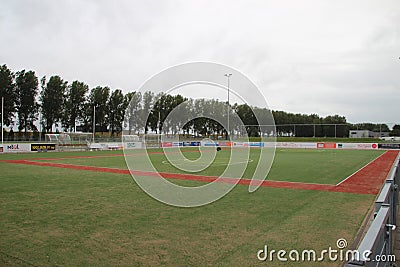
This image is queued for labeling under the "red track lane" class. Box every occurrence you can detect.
[332,150,399,194]
[3,150,399,195]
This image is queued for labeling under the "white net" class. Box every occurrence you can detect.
[45,133,92,151]
[143,134,162,148]
[122,135,140,142]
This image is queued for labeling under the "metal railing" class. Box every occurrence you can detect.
[345,153,400,266]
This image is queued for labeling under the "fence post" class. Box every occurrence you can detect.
[344,154,400,267]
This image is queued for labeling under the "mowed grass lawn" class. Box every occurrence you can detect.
[0,149,382,266]
[31,148,383,184]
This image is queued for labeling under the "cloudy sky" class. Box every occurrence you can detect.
[1,0,399,124]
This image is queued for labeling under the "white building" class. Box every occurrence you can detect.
[349,130,389,138]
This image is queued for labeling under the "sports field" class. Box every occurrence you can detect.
[0,148,397,266]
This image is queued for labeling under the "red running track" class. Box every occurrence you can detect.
[2,150,399,195]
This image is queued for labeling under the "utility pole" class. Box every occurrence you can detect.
[1,97,4,146]
[93,105,96,143]
[224,73,232,140]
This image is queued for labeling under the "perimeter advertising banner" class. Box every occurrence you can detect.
[337,143,378,150]
[378,143,400,149]
[182,141,201,147]
[124,142,143,149]
[317,142,337,149]
[248,142,264,147]
[172,142,183,147]
[202,140,218,147]
[0,145,3,153]
[233,142,245,147]
[162,141,201,147]
[30,143,56,151]
[161,142,173,147]
[3,143,31,153]
[275,142,316,149]
[218,141,233,147]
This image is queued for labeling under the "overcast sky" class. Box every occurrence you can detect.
[1,0,399,124]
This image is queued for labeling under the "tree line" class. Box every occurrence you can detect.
[0,64,132,137]
[0,64,398,138]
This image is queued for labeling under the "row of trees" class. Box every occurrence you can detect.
[1,64,398,138]
[271,112,398,137]
[0,64,131,136]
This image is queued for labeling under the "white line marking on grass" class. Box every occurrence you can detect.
[335,151,388,186]
[242,177,333,186]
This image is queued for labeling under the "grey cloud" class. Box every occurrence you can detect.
[0,0,399,123]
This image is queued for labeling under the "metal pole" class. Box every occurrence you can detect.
[93,105,95,143]
[1,97,3,146]
[227,76,230,138]
[39,109,42,142]
[225,73,232,140]
[313,124,316,137]
[335,124,337,138]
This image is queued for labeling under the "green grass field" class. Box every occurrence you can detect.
[0,148,384,266]
[32,148,383,185]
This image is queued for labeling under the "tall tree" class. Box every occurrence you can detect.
[0,64,16,127]
[351,123,389,132]
[108,89,125,136]
[15,70,39,133]
[169,94,186,134]
[150,94,187,134]
[142,91,154,133]
[124,91,142,134]
[390,125,400,137]
[192,98,207,136]
[81,101,93,132]
[63,80,89,132]
[182,98,194,136]
[235,104,259,137]
[89,86,110,131]
[40,75,67,133]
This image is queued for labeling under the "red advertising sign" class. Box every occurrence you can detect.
[317,142,337,149]
[161,142,172,147]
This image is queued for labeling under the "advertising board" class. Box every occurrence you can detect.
[30,143,56,151]
[124,142,142,149]
[248,142,264,147]
[317,143,336,149]
[275,142,316,149]
[161,142,172,147]
[3,143,31,153]
[172,142,183,147]
[202,141,218,147]
[218,142,233,147]
[336,143,378,150]
[378,143,400,149]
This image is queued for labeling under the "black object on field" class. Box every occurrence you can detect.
[216,147,221,152]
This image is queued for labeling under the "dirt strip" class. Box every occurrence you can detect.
[3,150,398,195]
[332,150,399,194]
